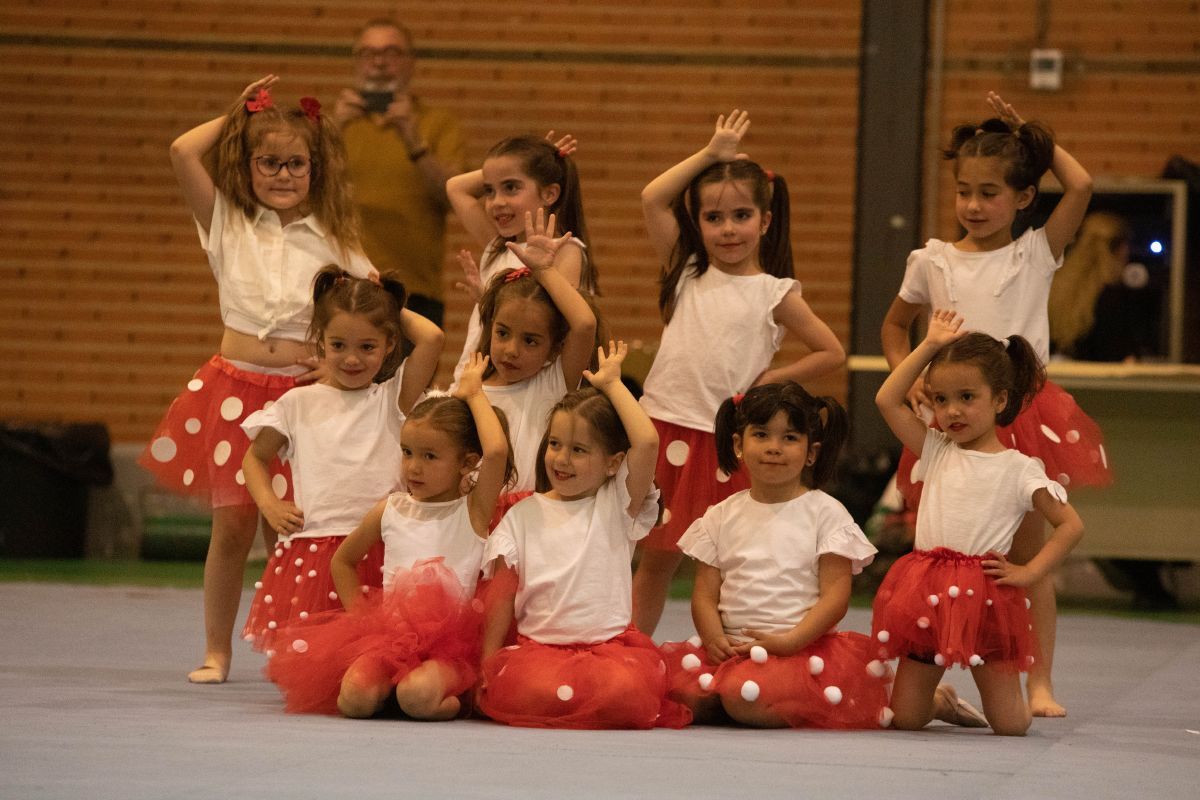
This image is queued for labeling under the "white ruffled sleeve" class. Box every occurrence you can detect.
[605,459,661,542]
[765,277,802,350]
[480,516,520,579]
[240,391,294,460]
[1020,457,1069,511]
[677,506,721,567]
[897,242,936,305]
[814,495,878,575]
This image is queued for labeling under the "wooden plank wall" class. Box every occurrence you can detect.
[0,1,860,443]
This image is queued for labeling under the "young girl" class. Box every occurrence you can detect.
[265,352,512,719]
[662,382,892,729]
[880,93,1108,716]
[446,132,598,383]
[475,210,598,521]
[139,75,375,684]
[633,110,846,634]
[239,266,443,651]
[874,310,1084,736]
[477,341,690,729]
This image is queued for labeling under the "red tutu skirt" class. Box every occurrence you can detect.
[138,355,296,508]
[661,634,893,729]
[242,536,385,652]
[642,419,750,551]
[897,380,1111,510]
[489,490,533,532]
[871,548,1039,672]
[266,558,484,715]
[479,626,692,729]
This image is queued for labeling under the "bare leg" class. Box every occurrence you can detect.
[632,548,684,635]
[338,655,392,718]
[1010,511,1064,717]
[394,660,463,721]
[888,657,946,731]
[718,686,789,729]
[188,504,258,684]
[972,663,1031,736]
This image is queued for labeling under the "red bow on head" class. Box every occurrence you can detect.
[764,169,775,182]
[503,267,531,283]
[246,89,274,113]
[300,96,321,123]
[732,392,745,407]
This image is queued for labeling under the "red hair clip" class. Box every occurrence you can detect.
[300,96,321,123]
[503,267,531,283]
[557,147,570,158]
[246,89,274,113]
[764,169,775,182]
[731,392,745,407]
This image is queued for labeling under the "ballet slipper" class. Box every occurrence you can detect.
[934,684,988,728]
[187,664,229,684]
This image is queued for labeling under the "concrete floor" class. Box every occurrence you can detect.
[1,583,1197,799]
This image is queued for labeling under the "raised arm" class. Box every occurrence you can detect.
[170,74,278,233]
[381,94,465,211]
[987,92,1092,259]
[756,290,846,386]
[876,309,967,456]
[506,210,597,390]
[641,110,750,263]
[446,169,499,248]
[330,499,387,611]
[397,308,444,414]
[455,353,510,537]
[242,427,303,536]
[881,296,932,414]
[583,341,659,516]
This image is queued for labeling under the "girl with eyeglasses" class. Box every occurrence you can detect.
[140,74,382,686]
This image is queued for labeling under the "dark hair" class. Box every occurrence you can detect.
[943,117,1056,225]
[925,332,1046,427]
[480,135,599,295]
[309,266,407,381]
[533,387,630,493]
[406,394,516,491]
[713,381,847,489]
[659,160,792,322]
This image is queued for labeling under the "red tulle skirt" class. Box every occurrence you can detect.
[266,558,484,715]
[138,355,296,508]
[871,548,1039,672]
[489,490,533,532]
[242,536,385,652]
[478,627,692,729]
[661,634,893,729]
[642,419,750,551]
[897,380,1111,510]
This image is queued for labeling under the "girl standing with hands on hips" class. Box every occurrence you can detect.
[478,342,690,729]
[663,382,894,729]
[239,267,443,651]
[633,110,846,634]
[880,93,1108,716]
[447,133,598,384]
[267,352,512,720]
[873,310,1084,736]
[140,75,375,684]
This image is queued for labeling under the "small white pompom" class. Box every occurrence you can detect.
[327,591,338,601]
[933,653,945,666]
[917,616,930,629]
[299,611,309,620]
[253,581,263,589]
[808,655,825,675]
[985,599,994,607]
[267,621,277,630]
[948,585,960,598]
[823,685,843,705]
[309,543,318,553]
[1025,597,1032,610]
[866,660,888,679]
[698,673,715,691]
[307,570,317,578]
[740,680,761,702]
[291,639,308,654]
[750,645,768,664]
[681,653,702,672]
[294,575,302,584]
[264,594,273,604]
[274,549,283,559]
[876,630,890,643]
[879,707,895,728]
[556,685,574,702]
[274,566,282,575]
[966,589,975,597]
[293,558,303,568]
[968,654,984,667]
[927,594,940,607]
[687,635,702,648]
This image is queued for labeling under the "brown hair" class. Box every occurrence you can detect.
[533,387,629,493]
[943,117,1056,227]
[1049,212,1131,354]
[926,332,1046,427]
[309,266,407,381]
[406,394,516,491]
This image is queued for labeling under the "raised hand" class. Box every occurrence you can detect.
[704,109,751,162]
[546,130,578,157]
[987,91,1026,128]
[453,249,483,303]
[332,88,366,126]
[924,308,968,350]
[239,74,279,103]
[505,209,572,272]
[454,352,489,399]
[582,340,627,390]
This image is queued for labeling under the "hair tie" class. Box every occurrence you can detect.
[731,392,745,407]
[1001,336,1011,349]
[300,96,321,123]
[503,267,531,283]
[246,89,274,113]
[557,147,570,158]
[334,274,349,287]
[764,169,775,182]
[974,127,985,136]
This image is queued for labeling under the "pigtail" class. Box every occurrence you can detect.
[551,150,600,295]
[659,196,706,322]
[942,117,1056,215]
[713,396,744,477]
[1013,120,1055,187]
[999,335,1046,426]
[214,94,259,219]
[809,396,848,489]
[757,171,794,280]
[307,266,407,381]
[490,406,519,492]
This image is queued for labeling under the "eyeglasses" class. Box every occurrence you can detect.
[252,156,313,178]
[353,46,410,62]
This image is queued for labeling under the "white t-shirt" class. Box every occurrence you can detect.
[481,359,568,493]
[240,365,406,540]
[380,493,484,596]
[640,264,799,432]
[199,190,374,342]
[898,227,1062,364]
[912,428,1068,555]
[451,239,589,385]
[482,461,660,645]
[679,490,877,641]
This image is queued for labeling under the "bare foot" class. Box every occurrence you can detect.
[933,684,989,728]
[187,657,229,684]
[1028,683,1067,717]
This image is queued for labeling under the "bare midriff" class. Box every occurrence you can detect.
[219,327,311,368]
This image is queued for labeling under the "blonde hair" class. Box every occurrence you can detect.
[1048,212,1130,353]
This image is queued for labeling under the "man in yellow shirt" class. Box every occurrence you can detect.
[333,18,466,326]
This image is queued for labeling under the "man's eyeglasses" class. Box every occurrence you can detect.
[252,156,313,178]
[353,46,410,63]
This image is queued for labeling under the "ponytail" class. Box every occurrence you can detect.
[928,332,1046,427]
[999,335,1046,426]
[809,396,848,489]
[713,395,743,477]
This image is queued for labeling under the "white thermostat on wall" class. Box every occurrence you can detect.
[1029,48,1063,91]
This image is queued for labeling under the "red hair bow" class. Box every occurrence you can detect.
[503,267,531,283]
[300,96,321,123]
[764,169,775,182]
[732,392,745,407]
[246,89,274,113]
